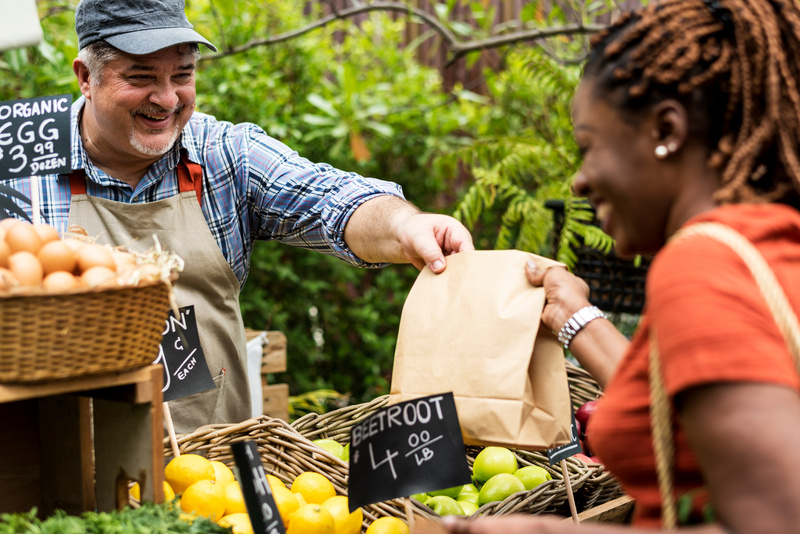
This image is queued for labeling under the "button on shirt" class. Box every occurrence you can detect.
[6,97,404,287]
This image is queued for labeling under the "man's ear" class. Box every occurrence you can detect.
[73,58,92,99]
[649,99,689,153]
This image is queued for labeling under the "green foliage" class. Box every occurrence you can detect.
[0,503,228,533]
[443,46,614,264]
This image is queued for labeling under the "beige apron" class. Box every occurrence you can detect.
[68,155,251,434]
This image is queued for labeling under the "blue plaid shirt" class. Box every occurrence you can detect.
[5,97,404,287]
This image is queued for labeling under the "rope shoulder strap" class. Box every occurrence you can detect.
[649,221,800,529]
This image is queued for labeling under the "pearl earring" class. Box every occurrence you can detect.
[655,145,669,159]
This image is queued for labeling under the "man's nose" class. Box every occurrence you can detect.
[149,83,180,110]
[571,169,590,197]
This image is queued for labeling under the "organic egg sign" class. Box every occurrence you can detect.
[347,392,472,512]
[0,94,71,180]
[153,305,215,402]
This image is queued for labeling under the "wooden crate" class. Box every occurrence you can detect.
[245,329,289,421]
[0,365,165,515]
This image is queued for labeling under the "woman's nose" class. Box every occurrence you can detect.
[571,169,590,197]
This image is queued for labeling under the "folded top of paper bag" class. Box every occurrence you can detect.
[389,249,572,450]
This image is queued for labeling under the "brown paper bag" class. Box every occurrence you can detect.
[389,249,572,450]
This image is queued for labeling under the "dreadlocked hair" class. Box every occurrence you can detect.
[584,0,800,208]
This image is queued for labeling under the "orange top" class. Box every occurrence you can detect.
[589,203,800,527]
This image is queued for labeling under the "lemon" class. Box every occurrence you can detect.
[129,481,140,501]
[271,482,300,527]
[291,471,337,505]
[223,480,248,515]
[180,479,226,522]
[218,513,254,534]
[164,481,176,501]
[365,516,409,534]
[267,473,288,491]
[322,495,363,534]
[295,492,308,507]
[165,454,215,494]
[212,461,236,485]
[130,480,176,502]
[287,503,336,534]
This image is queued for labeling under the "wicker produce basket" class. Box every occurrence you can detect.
[0,280,172,382]
[163,415,439,528]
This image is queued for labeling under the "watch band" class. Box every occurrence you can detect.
[557,305,606,349]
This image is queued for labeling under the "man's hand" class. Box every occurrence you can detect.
[396,212,474,273]
[344,195,474,272]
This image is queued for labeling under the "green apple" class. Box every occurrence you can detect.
[411,492,429,503]
[312,439,346,460]
[424,495,465,516]
[514,465,552,491]
[456,483,480,505]
[428,485,463,499]
[477,473,525,506]
[457,500,479,516]
[472,446,518,483]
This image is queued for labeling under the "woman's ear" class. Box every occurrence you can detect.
[650,99,689,155]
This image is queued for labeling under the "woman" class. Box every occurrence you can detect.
[430,0,800,532]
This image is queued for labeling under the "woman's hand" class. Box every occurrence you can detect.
[525,260,592,335]
[525,260,627,389]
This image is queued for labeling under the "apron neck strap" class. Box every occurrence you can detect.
[69,155,204,207]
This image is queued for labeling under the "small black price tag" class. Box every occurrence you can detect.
[153,305,215,402]
[0,94,71,180]
[347,392,471,512]
[231,441,286,534]
[546,411,582,465]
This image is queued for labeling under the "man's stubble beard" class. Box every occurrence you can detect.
[129,123,182,157]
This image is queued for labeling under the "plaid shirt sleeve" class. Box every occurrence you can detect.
[182,112,408,284]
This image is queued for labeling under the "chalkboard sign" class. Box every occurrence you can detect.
[153,305,215,402]
[0,94,71,180]
[348,392,472,512]
[231,440,286,534]
[546,411,582,465]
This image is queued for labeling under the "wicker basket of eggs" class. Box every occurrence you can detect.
[0,218,182,383]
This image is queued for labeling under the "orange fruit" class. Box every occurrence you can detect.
[165,454,215,494]
[291,471,336,505]
[365,517,409,534]
[180,479,226,522]
[286,503,335,534]
[322,495,363,534]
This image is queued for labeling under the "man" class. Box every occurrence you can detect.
[6,0,473,433]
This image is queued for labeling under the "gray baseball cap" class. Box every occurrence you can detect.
[75,0,217,55]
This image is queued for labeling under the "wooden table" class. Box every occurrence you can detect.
[0,365,165,516]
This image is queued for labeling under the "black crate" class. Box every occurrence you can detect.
[546,200,649,315]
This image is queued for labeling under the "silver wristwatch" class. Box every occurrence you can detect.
[557,305,606,349]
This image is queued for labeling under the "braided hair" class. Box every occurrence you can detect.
[583,0,800,208]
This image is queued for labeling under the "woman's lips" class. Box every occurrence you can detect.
[595,203,612,233]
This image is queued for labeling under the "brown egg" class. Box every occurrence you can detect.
[33,223,60,244]
[38,240,78,275]
[42,271,80,292]
[63,238,85,252]
[112,249,137,271]
[0,218,19,232]
[76,243,116,273]
[5,222,43,255]
[0,267,18,291]
[8,251,44,287]
[81,265,118,288]
[0,240,9,268]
